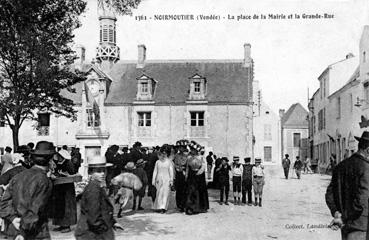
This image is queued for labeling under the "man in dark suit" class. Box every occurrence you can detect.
[0,141,55,240]
[325,131,369,240]
[75,156,123,240]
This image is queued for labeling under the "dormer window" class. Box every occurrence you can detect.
[189,74,206,100]
[136,74,156,101]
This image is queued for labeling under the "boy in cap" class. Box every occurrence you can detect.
[231,156,243,205]
[0,141,55,240]
[252,158,265,207]
[242,157,253,205]
[75,156,123,240]
[216,157,231,205]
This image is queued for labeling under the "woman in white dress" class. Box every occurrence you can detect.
[152,144,174,213]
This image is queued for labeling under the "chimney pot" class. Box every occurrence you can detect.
[137,44,146,68]
[279,109,285,118]
[244,43,252,67]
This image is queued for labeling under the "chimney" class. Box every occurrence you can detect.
[279,109,285,118]
[75,44,86,68]
[137,44,146,68]
[244,43,252,67]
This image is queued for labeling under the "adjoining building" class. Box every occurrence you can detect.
[0,9,255,177]
[252,81,281,165]
[280,103,309,164]
[308,25,369,171]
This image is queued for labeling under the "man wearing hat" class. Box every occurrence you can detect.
[75,156,123,240]
[326,131,369,240]
[293,156,303,180]
[131,159,148,211]
[0,141,55,240]
[129,142,144,164]
[231,156,243,205]
[242,157,253,205]
[282,154,291,179]
[216,157,231,205]
[252,158,265,207]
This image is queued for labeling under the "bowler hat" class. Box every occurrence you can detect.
[31,141,56,156]
[88,156,113,168]
[355,131,369,142]
[244,157,251,163]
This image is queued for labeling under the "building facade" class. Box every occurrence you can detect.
[308,25,369,171]
[0,11,255,177]
[253,81,281,165]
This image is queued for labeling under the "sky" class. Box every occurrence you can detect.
[73,0,369,113]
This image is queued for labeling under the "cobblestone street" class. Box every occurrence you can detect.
[46,166,340,240]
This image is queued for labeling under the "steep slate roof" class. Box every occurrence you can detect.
[64,60,252,105]
[282,103,308,128]
[107,60,251,105]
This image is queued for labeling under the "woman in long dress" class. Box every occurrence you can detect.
[152,144,174,213]
[185,143,209,215]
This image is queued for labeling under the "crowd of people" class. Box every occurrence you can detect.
[0,137,272,240]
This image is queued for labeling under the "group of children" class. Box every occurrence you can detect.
[216,156,265,207]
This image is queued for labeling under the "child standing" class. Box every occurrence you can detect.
[231,156,243,205]
[252,158,265,207]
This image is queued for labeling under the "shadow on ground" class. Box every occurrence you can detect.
[117,216,176,237]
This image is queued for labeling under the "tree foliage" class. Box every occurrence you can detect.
[0,0,87,148]
[98,0,142,16]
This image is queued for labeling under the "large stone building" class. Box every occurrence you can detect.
[308,25,369,170]
[253,81,281,165]
[0,10,255,177]
[280,103,309,163]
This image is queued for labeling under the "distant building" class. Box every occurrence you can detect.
[252,81,281,165]
[280,103,308,163]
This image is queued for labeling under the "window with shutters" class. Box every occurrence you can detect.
[37,113,50,136]
[264,146,272,162]
[293,133,301,147]
[337,97,341,119]
[264,124,272,141]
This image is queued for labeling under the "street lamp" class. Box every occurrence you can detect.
[354,97,369,107]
